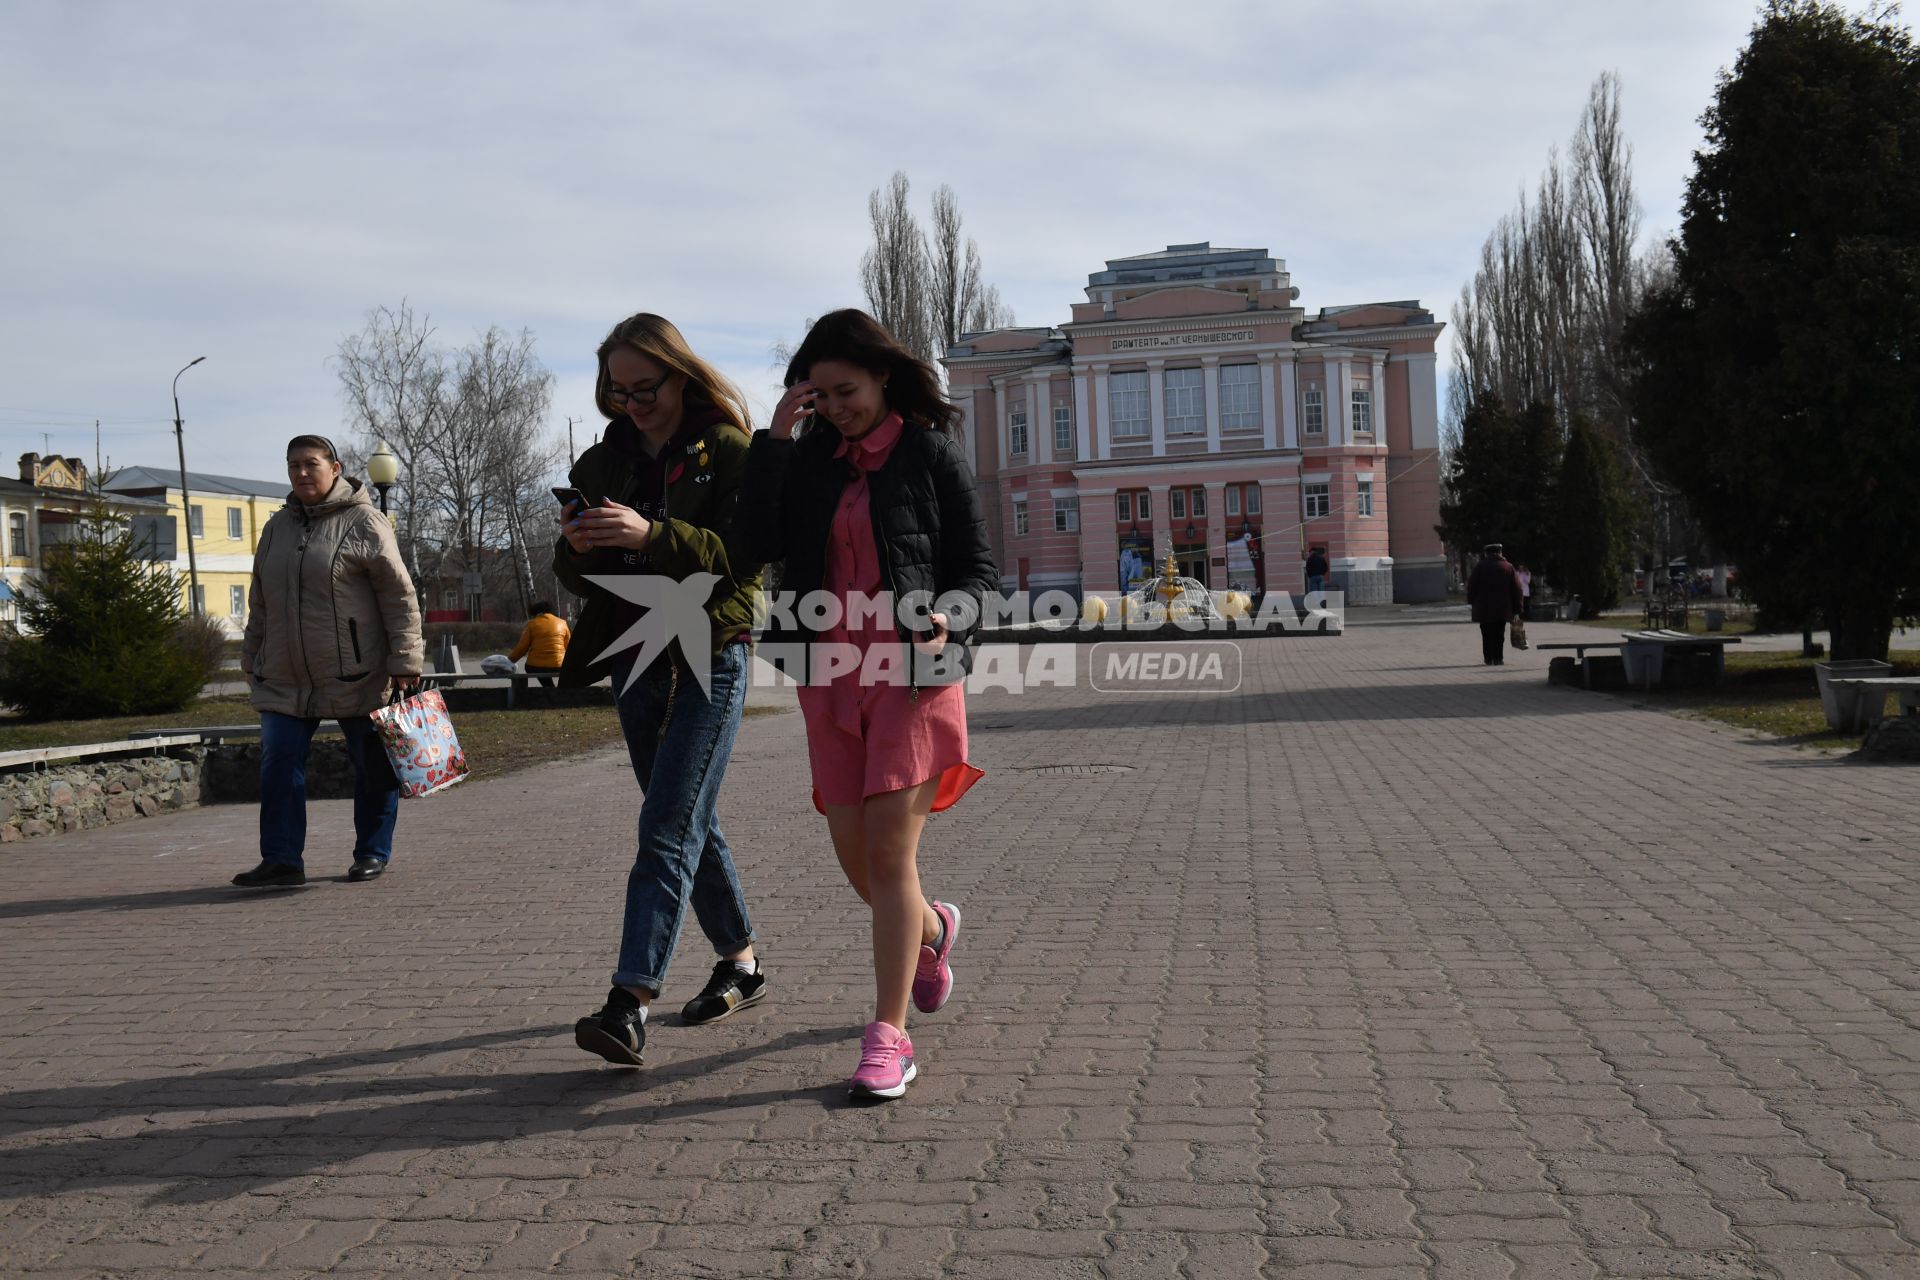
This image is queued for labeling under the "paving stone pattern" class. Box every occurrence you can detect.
[1,619,1916,1277]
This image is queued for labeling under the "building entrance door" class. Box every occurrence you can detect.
[1174,544,1207,585]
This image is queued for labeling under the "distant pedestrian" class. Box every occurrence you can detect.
[1304,545,1329,594]
[739,308,998,1102]
[233,435,422,888]
[509,600,570,689]
[1467,542,1524,666]
[1514,563,1533,617]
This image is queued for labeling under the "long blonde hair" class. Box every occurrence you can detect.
[594,312,751,434]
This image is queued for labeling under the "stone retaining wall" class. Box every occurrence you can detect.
[0,750,205,841]
[1,740,358,843]
[199,739,355,805]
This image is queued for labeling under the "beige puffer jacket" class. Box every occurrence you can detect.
[241,476,423,720]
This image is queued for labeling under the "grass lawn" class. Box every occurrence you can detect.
[1649,648,1920,750]
[0,696,783,783]
[0,696,264,752]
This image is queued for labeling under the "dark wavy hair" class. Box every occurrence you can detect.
[784,309,959,435]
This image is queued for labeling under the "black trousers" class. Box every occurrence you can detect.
[1479,620,1506,665]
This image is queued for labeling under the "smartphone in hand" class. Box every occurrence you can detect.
[552,486,598,515]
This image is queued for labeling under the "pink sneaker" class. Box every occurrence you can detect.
[848,1021,917,1100]
[912,900,961,1014]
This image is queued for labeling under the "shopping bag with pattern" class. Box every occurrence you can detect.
[369,688,469,797]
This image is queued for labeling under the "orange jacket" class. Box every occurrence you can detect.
[510,613,571,667]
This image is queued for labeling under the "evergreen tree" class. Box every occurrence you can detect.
[1511,399,1564,579]
[1437,392,1561,570]
[1626,0,1920,659]
[1553,419,1633,611]
[1437,391,1520,560]
[0,497,217,720]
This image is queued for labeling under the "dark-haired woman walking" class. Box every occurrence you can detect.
[738,309,998,1100]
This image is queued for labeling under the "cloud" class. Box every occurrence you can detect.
[2,0,1768,482]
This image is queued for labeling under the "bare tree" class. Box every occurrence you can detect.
[333,301,447,582]
[927,184,980,354]
[1446,72,1700,584]
[859,171,935,362]
[966,282,1014,334]
[927,184,1015,349]
[337,307,560,620]
[1573,71,1645,432]
[429,326,556,619]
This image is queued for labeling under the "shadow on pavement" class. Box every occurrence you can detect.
[0,883,330,921]
[972,678,1630,733]
[0,1023,853,1204]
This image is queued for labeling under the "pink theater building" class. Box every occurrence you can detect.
[942,242,1445,605]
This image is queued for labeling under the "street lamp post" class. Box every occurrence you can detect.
[172,357,206,615]
[367,441,399,516]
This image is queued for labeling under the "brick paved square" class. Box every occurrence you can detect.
[2,617,1916,1275]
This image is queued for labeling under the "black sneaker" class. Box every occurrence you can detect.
[574,987,646,1066]
[232,860,305,888]
[680,960,767,1025]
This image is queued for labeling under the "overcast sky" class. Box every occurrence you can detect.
[3,1,1776,487]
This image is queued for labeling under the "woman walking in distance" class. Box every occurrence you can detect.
[233,435,420,888]
[561,313,768,1067]
[739,309,997,1101]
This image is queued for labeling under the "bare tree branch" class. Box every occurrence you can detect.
[859,171,934,363]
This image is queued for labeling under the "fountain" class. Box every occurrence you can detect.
[1118,551,1223,624]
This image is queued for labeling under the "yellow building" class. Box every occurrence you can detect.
[101,462,287,635]
[0,454,174,626]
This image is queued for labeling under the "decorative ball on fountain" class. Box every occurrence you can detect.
[1221,590,1251,619]
[1081,595,1109,624]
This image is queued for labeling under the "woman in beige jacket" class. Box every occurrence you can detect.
[233,435,423,888]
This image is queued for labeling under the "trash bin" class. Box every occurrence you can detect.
[1704,608,1725,632]
[1815,659,1892,733]
[1565,599,1582,621]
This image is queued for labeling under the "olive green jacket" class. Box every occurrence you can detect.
[552,420,763,688]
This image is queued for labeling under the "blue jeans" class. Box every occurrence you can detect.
[611,642,755,992]
[259,711,401,868]
[1306,574,1326,594]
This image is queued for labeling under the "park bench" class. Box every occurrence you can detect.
[1823,676,1920,731]
[126,724,332,744]
[417,670,552,709]
[1536,640,1627,689]
[0,733,209,772]
[1618,629,1741,690]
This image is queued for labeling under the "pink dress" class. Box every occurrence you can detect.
[796,413,985,814]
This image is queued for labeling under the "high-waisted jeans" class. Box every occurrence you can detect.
[611,643,755,992]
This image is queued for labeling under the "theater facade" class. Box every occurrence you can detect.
[941,242,1445,604]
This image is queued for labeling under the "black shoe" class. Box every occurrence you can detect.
[681,959,768,1026]
[232,860,304,888]
[574,987,646,1066]
[347,857,386,882]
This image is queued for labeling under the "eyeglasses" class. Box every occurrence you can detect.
[607,374,675,407]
